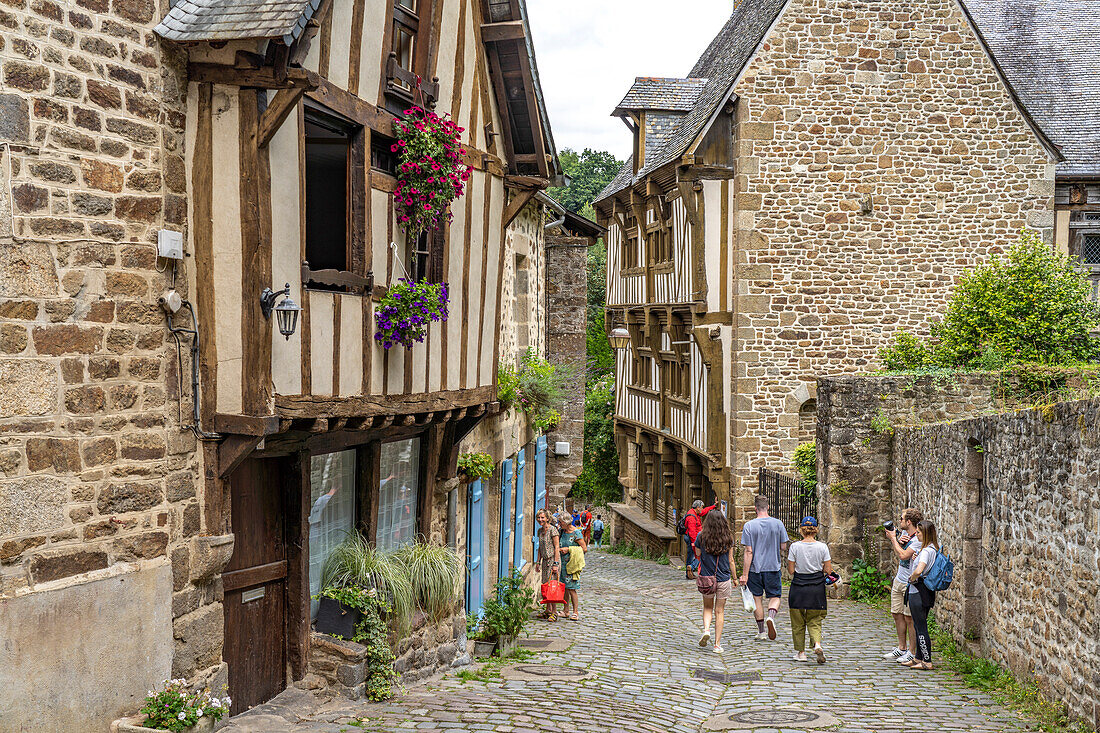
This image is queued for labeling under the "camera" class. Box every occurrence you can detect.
[883,520,895,532]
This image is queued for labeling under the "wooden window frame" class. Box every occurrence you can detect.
[621,214,641,273]
[301,102,371,294]
[382,0,440,111]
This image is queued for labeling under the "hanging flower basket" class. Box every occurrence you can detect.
[391,106,470,239]
[374,278,449,349]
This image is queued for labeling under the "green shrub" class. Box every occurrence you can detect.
[497,348,571,433]
[139,681,230,731]
[792,441,816,494]
[571,373,623,505]
[475,571,535,640]
[878,231,1100,370]
[848,557,890,601]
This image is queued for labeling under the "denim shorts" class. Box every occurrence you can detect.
[747,570,782,599]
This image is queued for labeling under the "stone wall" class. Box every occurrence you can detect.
[306,611,469,698]
[816,373,1003,571]
[894,399,1100,728]
[545,234,587,504]
[0,0,215,727]
[725,0,1056,503]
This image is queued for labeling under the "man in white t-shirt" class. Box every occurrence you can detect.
[883,507,922,664]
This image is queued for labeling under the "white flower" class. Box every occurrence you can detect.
[180,692,187,698]
[178,712,186,721]
[209,698,220,708]
[224,696,231,706]
[196,709,204,717]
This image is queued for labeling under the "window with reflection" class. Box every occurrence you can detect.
[308,450,357,618]
[377,438,421,550]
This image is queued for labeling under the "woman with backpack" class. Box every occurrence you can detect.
[693,510,735,653]
[904,520,939,670]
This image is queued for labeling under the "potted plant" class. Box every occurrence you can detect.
[113,680,229,733]
[496,348,571,434]
[390,105,470,239]
[456,452,494,484]
[391,541,463,621]
[374,278,449,349]
[320,533,416,634]
[472,571,535,657]
[313,585,367,640]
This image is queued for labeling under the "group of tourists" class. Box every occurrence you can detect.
[882,508,941,670]
[683,496,943,669]
[535,507,589,622]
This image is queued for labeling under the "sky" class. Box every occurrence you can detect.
[526,0,733,161]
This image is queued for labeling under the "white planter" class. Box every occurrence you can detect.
[113,715,218,733]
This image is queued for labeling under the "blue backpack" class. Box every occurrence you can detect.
[922,548,955,591]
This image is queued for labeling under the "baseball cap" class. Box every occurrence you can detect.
[801,516,818,527]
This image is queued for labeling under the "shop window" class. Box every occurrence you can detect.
[377,437,421,550]
[308,450,357,618]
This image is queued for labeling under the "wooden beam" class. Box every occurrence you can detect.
[213,413,281,436]
[502,188,538,228]
[513,40,549,178]
[187,63,317,90]
[676,179,700,227]
[256,87,309,148]
[217,435,264,479]
[275,384,496,419]
[480,20,525,42]
[483,42,516,166]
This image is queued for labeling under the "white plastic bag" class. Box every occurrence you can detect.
[741,585,755,613]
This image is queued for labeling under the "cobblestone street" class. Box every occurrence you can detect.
[223,551,1023,733]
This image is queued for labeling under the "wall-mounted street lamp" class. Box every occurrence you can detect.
[260,283,302,340]
[608,327,631,349]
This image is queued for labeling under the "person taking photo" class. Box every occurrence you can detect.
[884,508,922,665]
[905,520,940,670]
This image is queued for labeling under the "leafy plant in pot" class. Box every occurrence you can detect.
[320,533,415,635]
[114,680,229,732]
[470,570,535,656]
[456,451,494,484]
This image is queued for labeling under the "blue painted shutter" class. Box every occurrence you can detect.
[533,437,547,557]
[513,448,526,571]
[499,458,513,580]
[465,479,485,617]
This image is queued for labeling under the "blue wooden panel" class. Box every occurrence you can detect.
[533,437,547,557]
[499,459,513,580]
[465,479,485,617]
[513,448,526,571]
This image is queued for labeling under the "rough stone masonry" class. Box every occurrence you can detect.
[0,0,215,727]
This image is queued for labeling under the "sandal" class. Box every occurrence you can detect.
[900,659,921,668]
[569,613,580,621]
[547,613,557,622]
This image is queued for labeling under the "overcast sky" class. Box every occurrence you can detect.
[526,0,732,161]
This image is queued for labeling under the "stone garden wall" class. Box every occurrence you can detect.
[816,373,1002,571]
[818,372,1100,727]
[894,399,1100,728]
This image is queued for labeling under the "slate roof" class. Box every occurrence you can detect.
[598,0,788,201]
[155,0,322,44]
[960,0,1100,177]
[615,77,708,114]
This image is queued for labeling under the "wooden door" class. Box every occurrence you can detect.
[223,456,288,715]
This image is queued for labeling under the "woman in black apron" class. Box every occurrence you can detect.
[787,517,834,664]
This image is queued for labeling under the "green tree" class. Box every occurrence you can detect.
[547,148,623,213]
[879,230,1100,369]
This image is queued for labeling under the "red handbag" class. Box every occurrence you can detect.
[540,580,565,604]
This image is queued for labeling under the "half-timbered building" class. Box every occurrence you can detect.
[594,0,1098,552]
[0,0,591,726]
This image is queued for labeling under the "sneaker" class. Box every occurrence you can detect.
[883,648,904,659]
[713,645,724,654]
[793,652,807,662]
[814,644,826,664]
[896,651,915,664]
[765,616,777,640]
[699,632,710,648]
[755,632,767,641]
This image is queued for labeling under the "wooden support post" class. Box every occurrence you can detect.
[502,188,538,228]
[256,86,310,148]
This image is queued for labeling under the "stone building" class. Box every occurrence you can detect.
[593,0,1098,552]
[0,0,594,728]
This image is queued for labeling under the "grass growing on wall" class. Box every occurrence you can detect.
[931,619,1096,733]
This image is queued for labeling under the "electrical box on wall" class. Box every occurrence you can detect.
[157,229,184,260]
[554,441,570,457]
